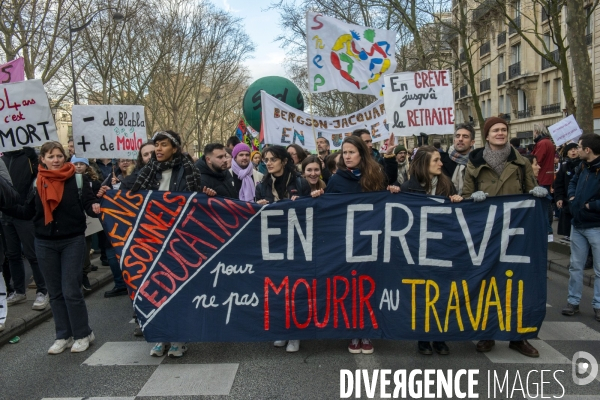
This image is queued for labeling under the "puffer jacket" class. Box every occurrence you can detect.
[568,156,600,229]
[462,146,537,198]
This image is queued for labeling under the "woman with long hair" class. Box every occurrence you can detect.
[255,146,310,353]
[1,142,100,354]
[400,146,462,356]
[301,155,326,192]
[121,141,155,190]
[313,136,399,354]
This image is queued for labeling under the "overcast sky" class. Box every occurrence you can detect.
[219,0,289,82]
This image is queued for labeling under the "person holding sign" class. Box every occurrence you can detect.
[462,117,546,358]
[399,146,462,356]
[0,142,101,354]
[313,135,399,354]
[255,145,310,353]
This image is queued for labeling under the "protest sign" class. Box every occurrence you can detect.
[0,79,58,151]
[307,12,396,97]
[261,91,389,151]
[101,190,548,343]
[0,58,25,84]
[548,115,582,146]
[383,70,455,137]
[72,105,146,159]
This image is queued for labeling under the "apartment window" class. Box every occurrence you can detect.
[506,95,512,113]
[554,78,562,104]
[498,54,505,73]
[499,95,504,114]
[511,43,521,63]
[543,81,551,105]
[514,0,521,18]
[487,99,492,117]
[543,33,555,52]
[586,8,593,36]
[518,89,527,111]
[481,101,487,118]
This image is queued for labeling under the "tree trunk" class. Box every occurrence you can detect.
[566,1,594,133]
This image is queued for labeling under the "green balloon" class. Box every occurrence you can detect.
[243,76,304,132]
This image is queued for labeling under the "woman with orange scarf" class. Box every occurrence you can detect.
[1,142,100,354]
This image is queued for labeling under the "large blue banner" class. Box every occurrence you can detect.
[100,190,548,343]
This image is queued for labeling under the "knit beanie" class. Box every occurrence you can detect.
[483,117,509,138]
[250,150,260,161]
[564,142,578,153]
[232,143,251,159]
[394,145,407,155]
[70,156,89,166]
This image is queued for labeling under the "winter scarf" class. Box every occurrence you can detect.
[270,171,292,202]
[397,160,408,185]
[232,159,255,202]
[37,163,75,225]
[131,152,202,192]
[483,142,511,177]
[448,145,469,195]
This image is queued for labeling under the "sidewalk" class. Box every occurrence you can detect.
[0,255,114,346]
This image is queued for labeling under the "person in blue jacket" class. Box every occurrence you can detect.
[562,133,600,322]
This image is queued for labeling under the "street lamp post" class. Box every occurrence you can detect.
[68,8,124,105]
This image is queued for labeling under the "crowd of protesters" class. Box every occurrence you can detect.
[0,120,598,362]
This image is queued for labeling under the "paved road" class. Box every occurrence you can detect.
[1,269,599,400]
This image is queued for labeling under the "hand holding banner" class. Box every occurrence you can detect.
[0,79,58,151]
[72,105,147,159]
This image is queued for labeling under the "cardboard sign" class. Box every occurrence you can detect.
[307,12,397,97]
[261,91,389,150]
[383,71,455,137]
[0,79,58,151]
[72,105,147,159]
[0,59,25,84]
[85,215,103,236]
[548,115,582,146]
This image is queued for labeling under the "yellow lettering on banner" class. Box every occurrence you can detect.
[444,281,464,332]
[505,270,513,332]
[402,279,425,330]
[463,280,486,330]
[425,280,443,333]
[482,277,505,331]
[517,280,537,333]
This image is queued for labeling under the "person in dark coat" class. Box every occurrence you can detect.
[314,136,399,355]
[195,143,237,198]
[554,143,581,239]
[440,123,476,195]
[121,141,156,190]
[1,141,100,354]
[254,145,309,354]
[399,146,462,356]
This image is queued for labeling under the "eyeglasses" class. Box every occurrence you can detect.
[264,157,280,164]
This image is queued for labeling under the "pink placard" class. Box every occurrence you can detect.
[0,58,25,84]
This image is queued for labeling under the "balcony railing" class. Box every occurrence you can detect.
[480,41,491,56]
[473,0,498,21]
[460,85,468,98]
[509,16,521,35]
[541,49,560,70]
[515,107,535,119]
[497,71,506,86]
[541,103,561,115]
[508,61,521,79]
[480,78,491,92]
[498,31,506,46]
[586,33,592,46]
[500,113,511,122]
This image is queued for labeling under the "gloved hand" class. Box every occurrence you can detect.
[529,186,549,197]
[471,191,488,202]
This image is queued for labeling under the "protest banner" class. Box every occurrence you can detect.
[0,58,25,84]
[72,105,147,159]
[383,70,455,137]
[548,115,582,146]
[0,79,58,151]
[307,12,396,97]
[261,91,389,151]
[100,190,548,343]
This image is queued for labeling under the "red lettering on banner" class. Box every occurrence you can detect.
[352,271,357,329]
[167,237,203,268]
[185,205,226,243]
[223,198,256,220]
[159,261,189,281]
[139,279,167,308]
[312,278,330,328]
[414,70,449,88]
[208,198,240,230]
[264,276,290,330]
[333,276,350,329]
[407,108,454,127]
[292,279,312,329]
[359,275,378,329]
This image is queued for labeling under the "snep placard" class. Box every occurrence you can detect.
[73,105,146,159]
